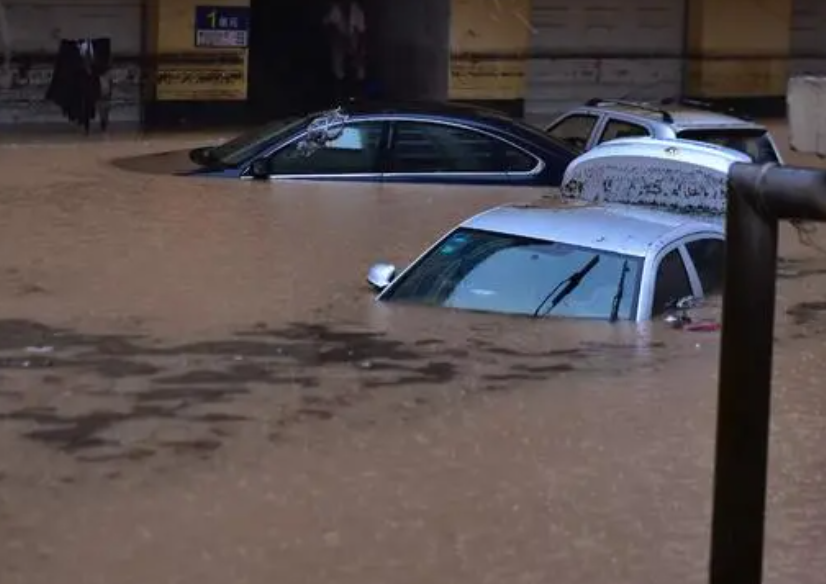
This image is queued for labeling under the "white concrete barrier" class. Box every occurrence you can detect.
[787,76,826,156]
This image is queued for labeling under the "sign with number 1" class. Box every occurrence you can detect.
[194,5,250,48]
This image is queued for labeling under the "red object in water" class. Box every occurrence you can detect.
[686,321,722,332]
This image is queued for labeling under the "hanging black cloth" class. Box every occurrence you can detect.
[45,37,112,133]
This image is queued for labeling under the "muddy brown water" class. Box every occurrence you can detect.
[1,123,825,583]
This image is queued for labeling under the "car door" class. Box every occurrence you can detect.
[382,120,539,185]
[544,112,602,153]
[246,120,388,182]
[681,235,726,297]
[641,245,701,320]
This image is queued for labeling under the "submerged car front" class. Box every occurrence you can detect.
[369,202,652,322]
[367,136,739,323]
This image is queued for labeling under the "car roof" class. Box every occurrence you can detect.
[337,99,579,154]
[460,198,724,257]
[341,99,520,122]
[578,99,766,131]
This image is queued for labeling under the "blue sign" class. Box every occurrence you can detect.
[194,6,250,48]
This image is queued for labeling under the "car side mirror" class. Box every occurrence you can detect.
[249,158,270,179]
[366,262,396,291]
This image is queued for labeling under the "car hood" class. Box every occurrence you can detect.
[110,148,214,176]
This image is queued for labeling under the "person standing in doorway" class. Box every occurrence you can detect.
[322,0,347,102]
[346,0,366,99]
[322,0,366,102]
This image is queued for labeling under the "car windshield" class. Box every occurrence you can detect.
[202,115,311,167]
[676,128,779,163]
[382,228,644,321]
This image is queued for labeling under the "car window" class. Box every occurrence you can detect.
[598,119,650,144]
[676,128,779,163]
[504,148,539,173]
[210,115,310,167]
[265,122,384,175]
[383,228,644,321]
[388,121,536,173]
[685,238,725,296]
[545,114,598,152]
[652,249,694,316]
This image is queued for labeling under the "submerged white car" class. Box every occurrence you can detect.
[366,137,750,322]
[543,97,783,164]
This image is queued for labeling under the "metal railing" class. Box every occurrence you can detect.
[710,163,826,584]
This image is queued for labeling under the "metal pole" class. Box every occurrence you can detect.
[709,162,826,584]
[709,165,779,584]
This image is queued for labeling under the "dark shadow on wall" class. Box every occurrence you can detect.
[368,0,450,102]
[453,99,525,119]
[247,0,332,121]
[245,0,450,120]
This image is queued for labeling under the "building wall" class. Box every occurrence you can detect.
[0,0,142,125]
[523,0,686,123]
[447,0,687,122]
[0,0,807,126]
[145,0,249,102]
[686,0,792,98]
[449,0,532,109]
[790,0,826,76]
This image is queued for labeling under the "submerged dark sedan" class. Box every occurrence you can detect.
[184,101,579,186]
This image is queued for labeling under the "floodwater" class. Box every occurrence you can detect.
[1,123,826,584]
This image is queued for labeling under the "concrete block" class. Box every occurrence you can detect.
[787,76,826,155]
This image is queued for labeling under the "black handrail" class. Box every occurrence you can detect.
[710,162,826,584]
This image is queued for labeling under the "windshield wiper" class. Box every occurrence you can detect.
[533,255,601,318]
[609,260,630,322]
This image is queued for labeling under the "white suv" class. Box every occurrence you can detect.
[544,98,783,164]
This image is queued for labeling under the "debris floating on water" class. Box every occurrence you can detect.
[25,345,54,354]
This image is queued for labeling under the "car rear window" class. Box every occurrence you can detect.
[676,128,779,163]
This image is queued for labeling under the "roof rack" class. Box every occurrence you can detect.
[585,98,674,123]
[660,97,754,122]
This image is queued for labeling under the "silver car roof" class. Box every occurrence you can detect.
[460,199,724,258]
[577,102,766,131]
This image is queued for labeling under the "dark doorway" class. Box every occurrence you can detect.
[247,0,450,123]
[247,0,332,122]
